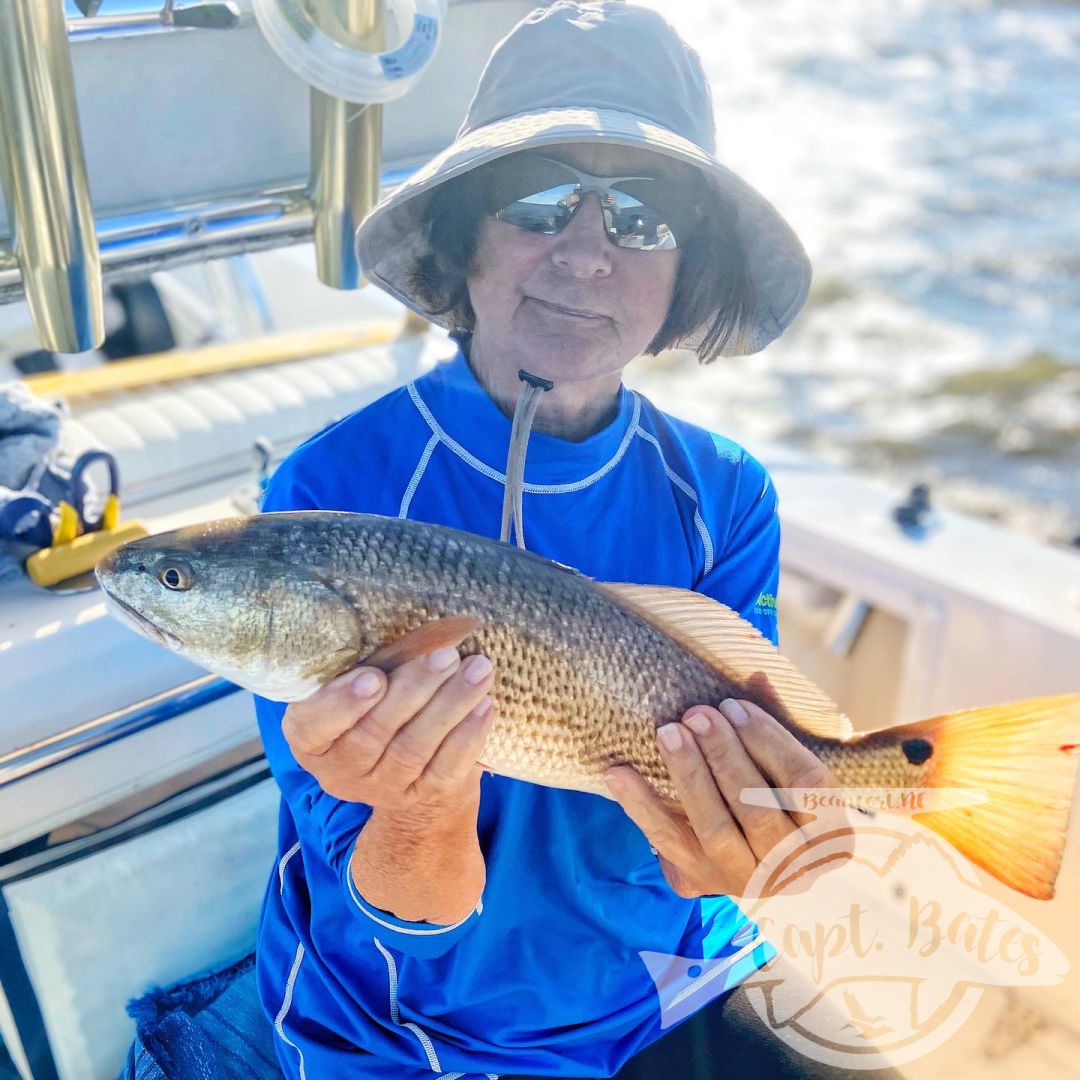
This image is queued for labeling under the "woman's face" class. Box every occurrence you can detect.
[465,143,685,389]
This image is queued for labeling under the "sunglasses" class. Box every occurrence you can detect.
[480,154,700,251]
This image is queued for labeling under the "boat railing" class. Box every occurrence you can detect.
[0,675,243,791]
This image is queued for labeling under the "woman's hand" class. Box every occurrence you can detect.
[603,698,853,899]
[281,623,497,816]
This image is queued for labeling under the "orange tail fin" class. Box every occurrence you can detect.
[898,693,1080,899]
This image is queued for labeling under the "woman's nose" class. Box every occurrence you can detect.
[550,192,613,277]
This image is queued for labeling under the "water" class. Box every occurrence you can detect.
[634,0,1079,545]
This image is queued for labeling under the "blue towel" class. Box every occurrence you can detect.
[0,382,110,581]
[0,382,63,581]
[120,952,282,1080]
[0,382,61,488]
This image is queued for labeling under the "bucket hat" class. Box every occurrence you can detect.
[355,0,812,356]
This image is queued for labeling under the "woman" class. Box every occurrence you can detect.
[254,4,878,1078]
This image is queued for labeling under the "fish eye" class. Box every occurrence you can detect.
[157,560,194,591]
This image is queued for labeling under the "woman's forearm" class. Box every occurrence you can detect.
[349,799,485,924]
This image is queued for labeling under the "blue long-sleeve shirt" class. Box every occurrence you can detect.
[254,347,781,1079]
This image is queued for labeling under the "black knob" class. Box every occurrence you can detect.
[894,483,933,530]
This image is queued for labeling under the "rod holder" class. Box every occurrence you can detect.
[309,0,384,289]
[0,0,104,352]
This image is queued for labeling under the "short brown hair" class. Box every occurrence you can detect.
[405,161,757,362]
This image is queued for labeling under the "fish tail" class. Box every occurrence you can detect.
[896,693,1080,899]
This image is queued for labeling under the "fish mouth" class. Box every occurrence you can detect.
[102,592,183,651]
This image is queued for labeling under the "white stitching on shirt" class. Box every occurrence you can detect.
[273,943,308,1080]
[347,869,480,935]
[399,433,440,518]
[407,382,641,494]
[278,840,301,894]
[373,937,443,1071]
[632,426,715,575]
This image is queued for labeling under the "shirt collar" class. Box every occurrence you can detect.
[412,347,639,489]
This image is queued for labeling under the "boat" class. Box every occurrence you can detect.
[0,2,1077,1078]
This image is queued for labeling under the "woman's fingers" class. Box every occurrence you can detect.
[359,645,465,746]
[365,654,496,789]
[282,621,474,761]
[723,699,856,875]
[661,709,798,863]
[725,698,840,829]
[603,765,696,862]
[417,696,498,793]
[604,764,757,896]
[281,618,495,809]
[607,698,854,900]
[282,666,388,758]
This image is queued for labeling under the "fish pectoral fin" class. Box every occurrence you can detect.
[364,615,480,673]
[597,582,853,741]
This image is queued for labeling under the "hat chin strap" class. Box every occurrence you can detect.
[500,369,554,549]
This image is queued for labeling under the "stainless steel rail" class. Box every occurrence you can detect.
[0,166,414,304]
[65,0,245,41]
[311,0,385,289]
[0,674,244,790]
[1,0,396,333]
[0,0,104,352]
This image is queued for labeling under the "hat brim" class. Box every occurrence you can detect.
[356,106,811,356]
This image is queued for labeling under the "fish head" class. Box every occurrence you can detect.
[95,516,362,701]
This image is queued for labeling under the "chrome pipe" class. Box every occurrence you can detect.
[310,0,384,289]
[65,0,247,40]
[97,187,316,293]
[0,0,104,352]
[0,166,415,306]
[0,675,243,790]
[0,186,310,304]
[0,166,412,306]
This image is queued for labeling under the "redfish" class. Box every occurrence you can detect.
[95,511,1080,899]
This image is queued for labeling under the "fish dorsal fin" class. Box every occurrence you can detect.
[365,616,479,673]
[598,583,854,741]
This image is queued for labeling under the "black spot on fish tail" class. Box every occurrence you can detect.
[902,738,933,765]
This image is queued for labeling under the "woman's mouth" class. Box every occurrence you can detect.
[529,297,607,321]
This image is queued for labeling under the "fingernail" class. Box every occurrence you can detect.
[720,698,749,726]
[657,723,683,752]
[683,711,711,736]
[463,654,493,686]
[351,671,381,698]
[603,770,625,794]
[427,646,460,672]
[470,696,493,720]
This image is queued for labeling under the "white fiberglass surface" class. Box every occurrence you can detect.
[3,779,279,1080]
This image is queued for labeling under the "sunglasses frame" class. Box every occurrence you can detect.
[490,154,693,251]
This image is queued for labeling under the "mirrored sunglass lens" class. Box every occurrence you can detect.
[496,182,682,249]
[603,185,682,249]
[604,205,676,250]
[497,184,579,232]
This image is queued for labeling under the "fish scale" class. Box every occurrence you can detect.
[284,516,893,795]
